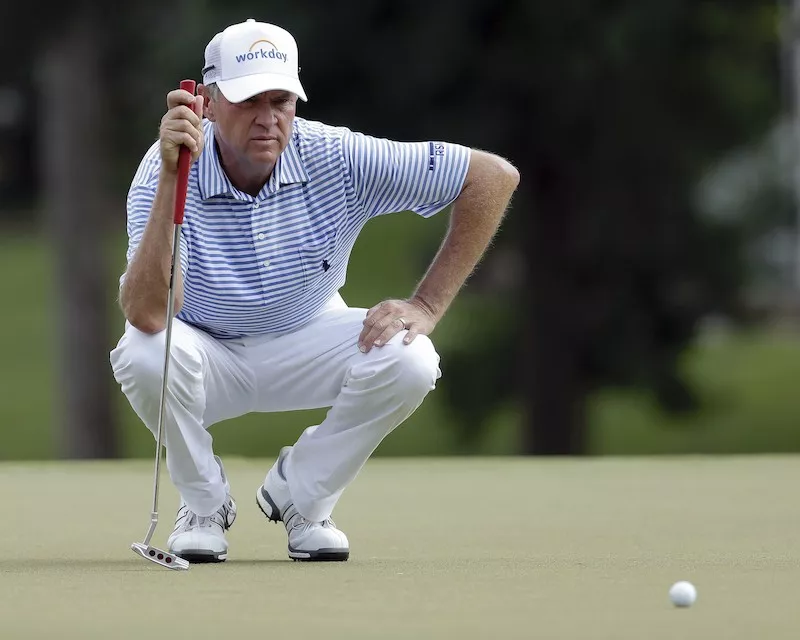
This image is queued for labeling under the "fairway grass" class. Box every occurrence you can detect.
[2,456,799,639]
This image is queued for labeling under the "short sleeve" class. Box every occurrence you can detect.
[342,130,470,219]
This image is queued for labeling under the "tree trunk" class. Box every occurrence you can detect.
[522,297,588,455]
[38,7,117,458]
[521,161,589,455]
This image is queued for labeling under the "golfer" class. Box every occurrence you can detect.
[110,18,519,562]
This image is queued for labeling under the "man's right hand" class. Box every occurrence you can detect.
[160,89,204,173]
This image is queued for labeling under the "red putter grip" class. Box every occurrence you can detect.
[174,79,197,225]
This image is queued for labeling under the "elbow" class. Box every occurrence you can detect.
[129,317,166,335]
[125,311,166,335]
[122,300,182,335]
[468,150,520,193]
[120,293,167,334]
[497,157,520,190]
[119,279,182,334]
[508,163,521,189]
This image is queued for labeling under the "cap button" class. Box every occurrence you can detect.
[246,18,255,22]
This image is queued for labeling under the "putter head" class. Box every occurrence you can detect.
[131,542,189,571]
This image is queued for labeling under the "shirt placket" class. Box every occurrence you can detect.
[251,199,273,306]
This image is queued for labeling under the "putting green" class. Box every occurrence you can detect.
[1,456,798,639]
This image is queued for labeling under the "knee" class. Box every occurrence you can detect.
[111,325,165,390]
[110,322,203,400]
[361,334,441,401]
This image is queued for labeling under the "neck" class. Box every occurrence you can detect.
[214,133,274,197]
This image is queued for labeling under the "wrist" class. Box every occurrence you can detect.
[159,165,179,180]
[410,293,444,321]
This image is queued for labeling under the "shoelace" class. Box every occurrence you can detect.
[283,503,335,531]
[176,501,232,531]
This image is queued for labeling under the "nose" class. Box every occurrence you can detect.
[254,102,277,128]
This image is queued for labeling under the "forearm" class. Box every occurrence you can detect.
[412,150,519,320]
[120,169,185,333]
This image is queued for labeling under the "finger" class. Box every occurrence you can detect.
[372,319,405,348]
[363,301,386,324]
[162,121,202,151]
[191,131,204,162]
[192,94,204,118]
[165,105,202,128]
[188,121,203,152]
[160,120,200,150]
[362,314,407,350]
[402,327,418,345]
[162,117,200,137]
[359,309,394,352]
[358,315,387,350]
[163,131,200,155]
[361,303,390,332]
[167,88,198,110]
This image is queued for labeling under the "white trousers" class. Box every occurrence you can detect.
[109,294,441,521]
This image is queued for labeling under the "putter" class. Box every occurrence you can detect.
[131,79,196,571]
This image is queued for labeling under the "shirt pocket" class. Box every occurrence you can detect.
[298,225,339,292]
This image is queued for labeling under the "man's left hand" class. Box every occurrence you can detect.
[359,298,437,353]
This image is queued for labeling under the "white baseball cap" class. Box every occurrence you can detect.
[202,19,307,103]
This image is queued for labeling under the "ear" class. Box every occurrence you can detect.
[197,84,216,122]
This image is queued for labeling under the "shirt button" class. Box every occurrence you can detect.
[253,202,259,210]
[263,260,270,268]
[257,233,265,240]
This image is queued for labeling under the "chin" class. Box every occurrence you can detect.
[249,150,277,164]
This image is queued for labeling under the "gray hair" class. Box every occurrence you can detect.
[205,83,221,101]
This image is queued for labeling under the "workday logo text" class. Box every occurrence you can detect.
[236,39,288,64]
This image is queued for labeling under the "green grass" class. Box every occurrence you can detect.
[0,233,56,458]
[1,217,463,461]
[591,329,800,454]
[2,456,799,639]
[5,226,800,459]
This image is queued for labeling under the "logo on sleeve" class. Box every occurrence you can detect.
[428,142,445,171]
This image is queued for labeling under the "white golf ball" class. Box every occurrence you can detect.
[669,581,697,607]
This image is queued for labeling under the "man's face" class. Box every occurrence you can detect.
[203,87,297,168]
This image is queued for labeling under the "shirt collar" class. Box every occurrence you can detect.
[198,121,309,201]
[274,130,309,187]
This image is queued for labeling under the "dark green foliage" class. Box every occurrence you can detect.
[1,0,782,454]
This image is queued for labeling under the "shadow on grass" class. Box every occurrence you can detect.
[0,557,290,572]
[223,558,294,566]
[0,559,163,572]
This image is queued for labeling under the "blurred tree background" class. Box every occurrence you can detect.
[1,0,797,460]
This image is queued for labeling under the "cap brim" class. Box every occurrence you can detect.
[216,74,308,103]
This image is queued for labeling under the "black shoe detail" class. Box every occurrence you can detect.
[258,485,349,562]
[289,547,349,562]
[175,550,227,563]
[257,486,282,523]
[220,498,237,531]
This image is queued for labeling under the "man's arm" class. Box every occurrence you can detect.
[120,88,204,334]
[359,149,519,351]
[411,149,519,322]
[120,170,187,333]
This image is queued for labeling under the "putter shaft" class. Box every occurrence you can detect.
[143,222,182,546]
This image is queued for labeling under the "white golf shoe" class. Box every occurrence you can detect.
[167,456,237,563]
[256,448,350,561]
[167,495,237,563]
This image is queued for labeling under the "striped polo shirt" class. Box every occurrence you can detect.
[124,117,470,339]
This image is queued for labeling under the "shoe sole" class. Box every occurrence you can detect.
[288,548,349,562]
[255,487,349,562]
[172,550,227,563]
